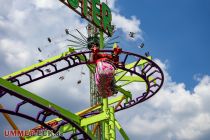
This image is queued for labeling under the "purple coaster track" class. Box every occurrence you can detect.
[5,50,163,113]
[0,86,91,140]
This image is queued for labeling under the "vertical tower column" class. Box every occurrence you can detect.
[88,24,103,139]
[100,30,104,49]
[102,98,110,140]
[109,107,116,140]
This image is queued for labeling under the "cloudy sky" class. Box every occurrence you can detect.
[0,0,210,140]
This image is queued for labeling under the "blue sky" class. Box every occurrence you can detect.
[0,0,210,140]
[117,0,210,90]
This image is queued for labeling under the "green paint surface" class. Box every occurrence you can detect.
[102,2,113,35]
[67,0,79,9]
[92,0,101,27]
[0,78,81,123]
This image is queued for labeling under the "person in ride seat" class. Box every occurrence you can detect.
[91,44,122,98]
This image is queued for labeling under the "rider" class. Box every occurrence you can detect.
[91,44,122,98]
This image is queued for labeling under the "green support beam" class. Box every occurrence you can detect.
[116,86,132,100]
[0,78,81,123]
[115,120,130,140]
[2,48,96,80]
[80,112,107,127]
[2,48,76,80]
[115,76,144,82]
[116,56,152,74]
[103,98,110,140]
[31,95,127,137]
[109,107,116,140]
[86,127,97,140]
[100,30,104,49]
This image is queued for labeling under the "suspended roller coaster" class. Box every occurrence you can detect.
[0,0,164,140]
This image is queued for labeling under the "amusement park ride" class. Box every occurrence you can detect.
[0,0,164,140]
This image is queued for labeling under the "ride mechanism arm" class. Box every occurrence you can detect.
[91,45,122,62]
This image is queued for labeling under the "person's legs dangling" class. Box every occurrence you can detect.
[95,61,115,97]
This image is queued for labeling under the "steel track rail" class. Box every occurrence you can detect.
[0,78,91,140]
[3,50,164,112]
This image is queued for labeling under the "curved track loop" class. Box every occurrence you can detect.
[114,51,164,112]
[0,85,91,140]
[5,50,164,111]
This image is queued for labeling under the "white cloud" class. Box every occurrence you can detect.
[194,76,210,94]
[33,0,62,9]
[112,13,143,40]
[127,115,168,136]
[117,60,210,140]
[177,113,210,140]
[101,0,117,11]
[101,0,143,40]
[0,38,31,69]
[8,9,28,26]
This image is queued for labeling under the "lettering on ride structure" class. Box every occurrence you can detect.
[59,0,114,36]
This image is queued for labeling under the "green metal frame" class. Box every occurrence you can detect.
[0,78,80,123]
[1,37,154,140]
